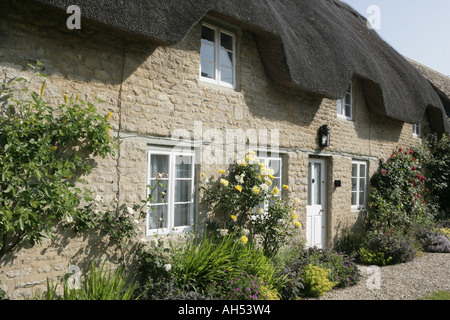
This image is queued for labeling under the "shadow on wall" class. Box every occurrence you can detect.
[2,0,157,87]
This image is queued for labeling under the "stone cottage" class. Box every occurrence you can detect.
[1,0,449,298]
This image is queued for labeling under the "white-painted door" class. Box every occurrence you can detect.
[306,159,327,248]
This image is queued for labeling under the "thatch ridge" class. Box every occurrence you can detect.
[33,0,450,133]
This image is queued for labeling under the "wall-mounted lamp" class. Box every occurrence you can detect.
[318,125,330,148]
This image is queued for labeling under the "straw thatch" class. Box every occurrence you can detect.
[33,0,449,133]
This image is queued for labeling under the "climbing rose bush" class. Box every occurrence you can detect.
[367,148,433,232]
[201,151,301,256]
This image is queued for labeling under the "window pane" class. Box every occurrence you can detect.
[201,26,215,44]
[352,177,357,193]
[359,178,365,192]
[220,66,233,84]
[201,61,215,79]
[307,162,312,206]
[220,32,233,51]
[268,159,281,177]
[352,164,358,177]
[150,180,168,203]
[148,205,167,230]
[174,203,190,227]
[359,191,365,206]
[314,163,321,205]
[175,155,192,178]
[220,49,233,68]
[201,43,215,62]
[351,192,357,206]
[345,104,351,117]
[175,180,191,203]
[150,154,169,178]
[337,99,342,115]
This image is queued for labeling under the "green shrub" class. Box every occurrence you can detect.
[207,270,269,300]
[333,227,366,258]
[201,151,301,256]
[368,148,433,233]
[301,264,336,297]
[415,134,450,220]
[359,247,392,266]
[359,231,416,265]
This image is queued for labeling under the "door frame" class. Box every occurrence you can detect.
[306,157,328,248]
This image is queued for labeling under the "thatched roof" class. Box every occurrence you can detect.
[33,0,450,133]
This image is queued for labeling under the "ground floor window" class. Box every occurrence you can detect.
[146,148,195,235]
[351,160,367,209]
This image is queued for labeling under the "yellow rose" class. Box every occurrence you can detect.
[218,169,226,174]
[269,174,275,180]
[272,186,280,196]
[235,185,243,192]
[106,111,112,120]
[267,179,272,186]
[294,220,302,228]
[291,213,299,220]
[220,179,229,186]
[283,184,289,190]
[241,236,248,244]
[251,186,261,195]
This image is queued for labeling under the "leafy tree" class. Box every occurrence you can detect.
[0,63,116,259]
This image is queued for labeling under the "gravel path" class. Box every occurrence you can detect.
[318,253,450,300]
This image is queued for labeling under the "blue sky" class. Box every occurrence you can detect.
[342,0,450,77]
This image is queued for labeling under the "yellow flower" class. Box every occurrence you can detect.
[283,184,289,190]
[294,221,302,228]
[291,213,299,220]
[220,179,229,186]
[218,169,226,174]
[237,159,247,167]
[231,215,237,222]
[272,186,280,196]
[269,174,275,180]
[241,236,248,244]
[251,186,261,195]
[106,112,113,120]
[266,179,272,186]
[235,185,243,192]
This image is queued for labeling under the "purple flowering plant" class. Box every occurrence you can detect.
[207,270,269,300]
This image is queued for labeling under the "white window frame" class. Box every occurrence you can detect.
[337,84,353,121]
[256,155,283,212]
[146,149,195,236]
[413,123,421,137]
[351,160,367,210]
[199,22,236,89]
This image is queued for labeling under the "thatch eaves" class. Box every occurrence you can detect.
[33,0,450,133]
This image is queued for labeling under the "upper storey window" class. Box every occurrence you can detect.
[413,123,421,137]
[200,23,236,88]
[337,84,353,120]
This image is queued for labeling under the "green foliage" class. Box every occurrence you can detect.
[415,134,450,220]
[368,148,432,232]
[359,247,392,266]
[0,63,116,258]
[137,232,284,299]
[333,226,366,258]
[201,151,301,256]
[32,262,140,300]
[207,270,270,300]
[301,264,336,297]
[359,230,416,265]
[421,290,450,300]
[298,247,361,288]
